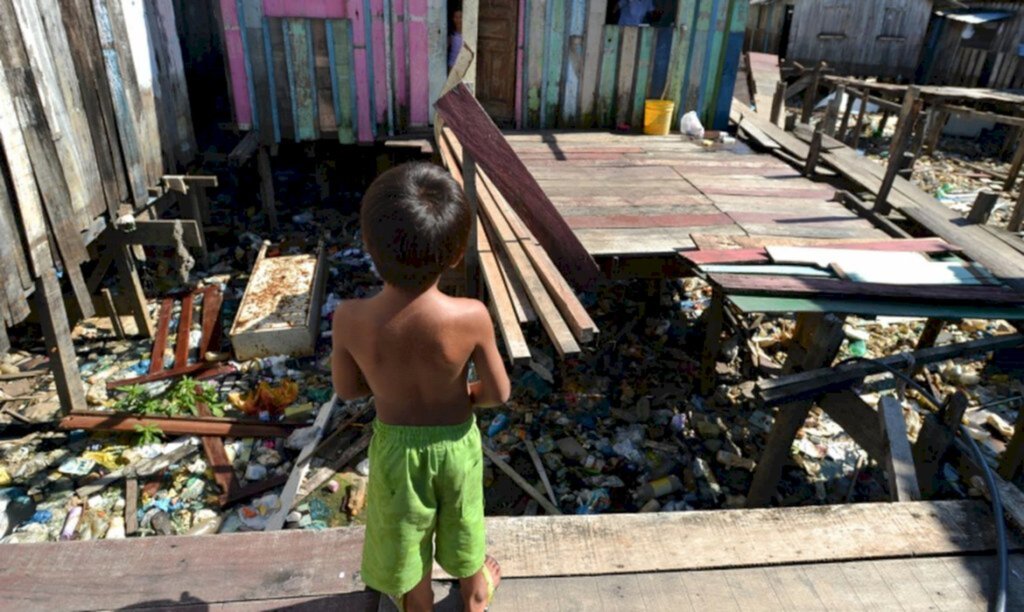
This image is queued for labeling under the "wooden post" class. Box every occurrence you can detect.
[836,86,854,141]
[850,89,869,149]
[125,476,138,535]
[874,87,921,215]
[699,290,726,396]
[913,391,969,496]
[877,111,891,136]
[803,126,823,177]
[799,62,823,124]
[178,189,209,266]
[999,405,1024,480]
[923,107,949,155]
[257,146,278,232]
[747,314,846,507]
[112,244,153,338]
[463,150,480,298]
[895,152,916,181]
[769,80,785,127]
[1005,129,1024,192]
[35,268,87,413]
[967,190,999,224]
[101,288,125,339]
[822,84,843,136]
[878,395,921,502]
[915,318,946,351]
[1009,186,1024,232]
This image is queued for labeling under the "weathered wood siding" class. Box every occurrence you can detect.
[922,2,1024,88]
[787,0,933,78]
[0,0,193,341]
[220,0,749,141]
[745,0,791,55]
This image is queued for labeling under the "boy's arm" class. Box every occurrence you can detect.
[331,304,371,401]
[467,301,511,408]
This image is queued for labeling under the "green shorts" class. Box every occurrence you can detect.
[360,417,486,598]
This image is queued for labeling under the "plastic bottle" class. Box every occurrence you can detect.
[637,475,683,501]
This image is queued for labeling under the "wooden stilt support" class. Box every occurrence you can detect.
[125,476,138,535]
[35,268,86,413]
[1004,129,1024,192]
[699,290,726,396]
[818,391,885,461]
[966,190,999,225]
[878,395,921,501]
[799,62,824,124]
[875,86,921,215]
[747,314,845,507]
[100,288,125,339]
[850,89,869,149]
[113,244,153,338]
[915,317,946,351]
[836,87,854,141]
[999,406,1024,480]
[1008,184,1024,232]
[923,108,949,155]
[463,150,480,299]
[769,80,785,127]
[914,391,969,496]
[803,126,823,177]
[822,84,843,136]
[257,146,278,231]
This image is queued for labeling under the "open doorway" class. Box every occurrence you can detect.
[476,0,519,125]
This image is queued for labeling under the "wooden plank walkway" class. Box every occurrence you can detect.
[505,131,886,257]
[0,500,1015,610]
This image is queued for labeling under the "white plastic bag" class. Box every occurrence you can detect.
[679,110,705,139]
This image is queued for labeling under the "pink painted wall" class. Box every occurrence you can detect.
[369,0,388,127]
[348,0,374,141]
[263,0,347,19]
[407,0,429,126]
[220,0,252,127]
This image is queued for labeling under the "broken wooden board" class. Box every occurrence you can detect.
[680,237,957,265]
[434,84,601,290]
[708,273,1024,305]
[765,246,986,286]
[264,395,335,531]
[58,411,299,438]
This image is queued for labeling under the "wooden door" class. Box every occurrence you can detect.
[477,0,518,124]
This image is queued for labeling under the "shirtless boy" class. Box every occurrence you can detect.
[332,162,510,611]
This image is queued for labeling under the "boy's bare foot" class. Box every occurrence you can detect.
[461,555,501,612]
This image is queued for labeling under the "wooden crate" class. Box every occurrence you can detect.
[228,243,326,361]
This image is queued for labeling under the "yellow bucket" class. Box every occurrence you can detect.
[643,99,675,135]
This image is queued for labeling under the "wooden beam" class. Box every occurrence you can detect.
[850,89,869,149]
[434,84,601,290]
[59,411,300,438]
[914,391,969,496]
[966,191,999,225]
[100,288,125,339]
[463,150,480,299]
[923,108,949,155]
[699,290,726,396]
[747,314,846,507]
[758,334,1024,406]
[680,237,954,266]
[1009,185,1024,233]
[875,86,921,215]
[709,273,1024,305]
[112,245,153,338]
[107,220,203,247]
[173,292,194,368]
[477,222,531,364]
[878,395,921,502]
[1005,129,1024,192]
[228,131,260,166]
[769,80,785,127]
[257,146,278,231]
[35,268,86,413]
[803,126,823,177]
[265,396,335,530]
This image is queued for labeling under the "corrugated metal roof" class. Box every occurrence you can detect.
[941,10,1014,24]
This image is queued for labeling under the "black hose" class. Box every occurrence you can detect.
[837,356,1008,612]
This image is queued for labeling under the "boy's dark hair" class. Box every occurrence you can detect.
[360,162,470,291]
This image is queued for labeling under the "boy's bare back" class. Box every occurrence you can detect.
[332,284,507,426]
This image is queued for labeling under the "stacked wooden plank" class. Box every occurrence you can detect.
[437,127,598,362]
